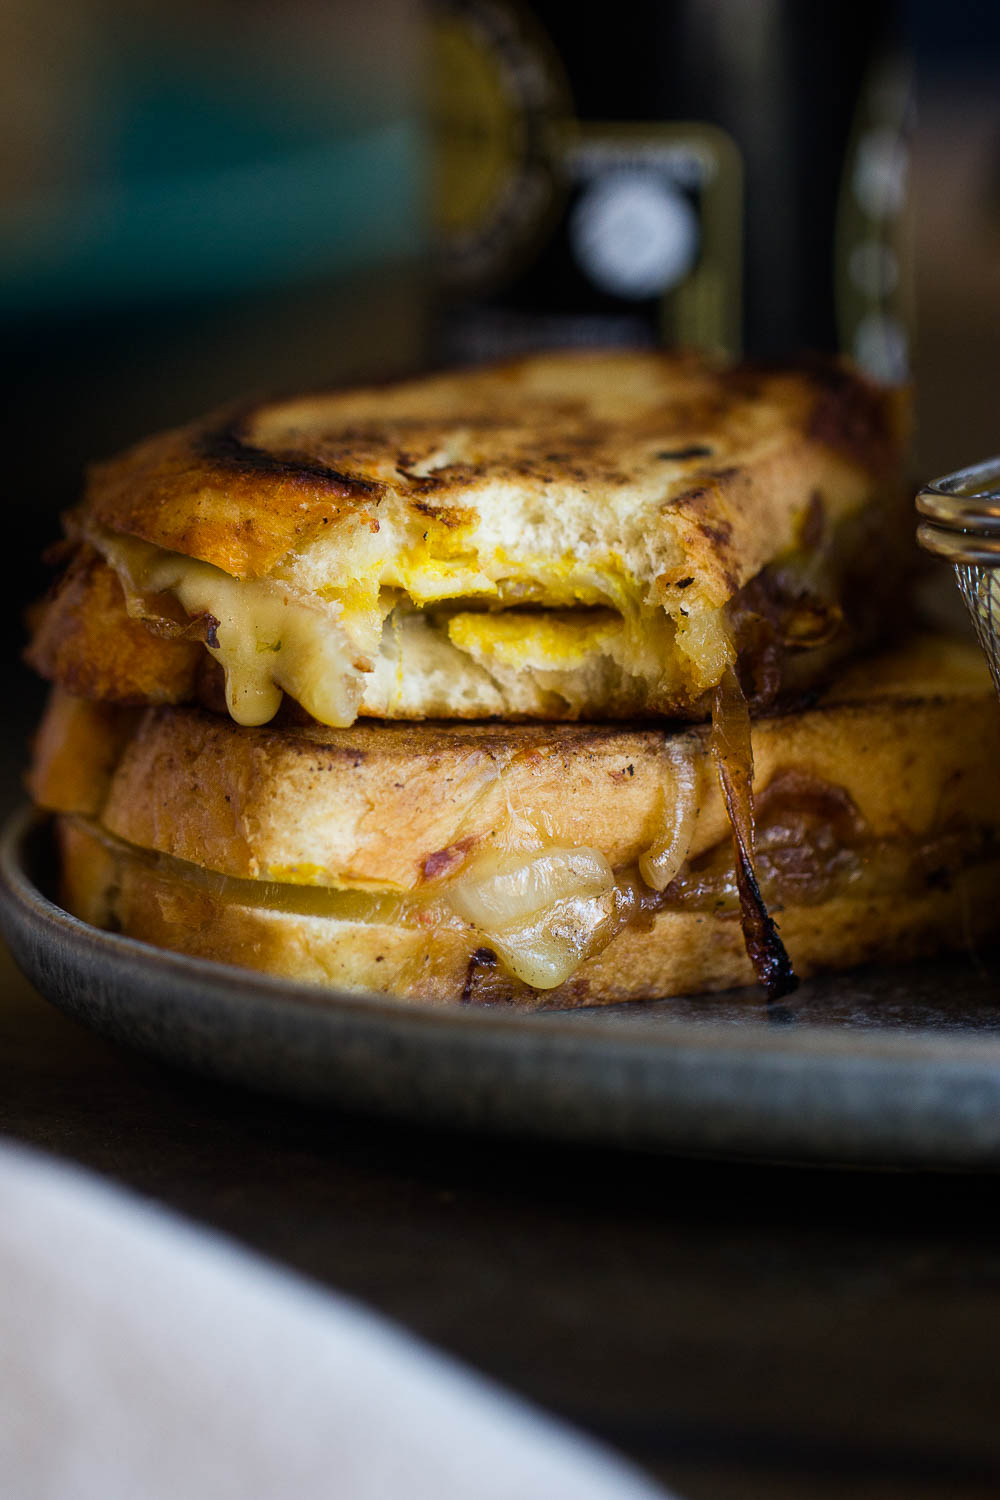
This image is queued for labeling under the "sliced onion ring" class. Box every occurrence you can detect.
[450,848,614,931]
[639,741,702,892]
[449,847,620,990]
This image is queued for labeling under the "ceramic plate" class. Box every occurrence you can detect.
[2,806,1000,1169]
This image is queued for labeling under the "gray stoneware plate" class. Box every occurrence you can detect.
[2,805,1000,1169]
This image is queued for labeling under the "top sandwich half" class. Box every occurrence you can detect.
[28,349,908,727]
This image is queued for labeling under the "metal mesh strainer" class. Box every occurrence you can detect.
[916,457,1000,697]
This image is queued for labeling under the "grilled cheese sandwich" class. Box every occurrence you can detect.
[29,350,907,727]
[30,638,1000,1005]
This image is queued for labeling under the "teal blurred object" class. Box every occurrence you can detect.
[0,44,424,318]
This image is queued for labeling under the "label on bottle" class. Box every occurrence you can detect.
[431,0,743,362]
[561,124,742,353]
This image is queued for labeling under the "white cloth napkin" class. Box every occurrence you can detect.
[0,1140,674,1500]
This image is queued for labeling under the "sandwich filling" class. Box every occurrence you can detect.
[92,524,712,727]
[64,789,999,995]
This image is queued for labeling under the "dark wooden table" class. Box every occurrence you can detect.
[3,932,1000,1500]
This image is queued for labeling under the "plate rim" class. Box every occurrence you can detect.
[3,802,1000,1071]
[9,803,1000,1169]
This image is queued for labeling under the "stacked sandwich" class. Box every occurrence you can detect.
[25,351,1000,1005]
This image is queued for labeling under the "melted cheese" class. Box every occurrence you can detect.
[99,534,380,727]
[446,846,628,989]
[92,524,732,729]
[79,815,643,992]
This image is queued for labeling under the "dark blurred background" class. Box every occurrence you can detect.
[1,0,998,783]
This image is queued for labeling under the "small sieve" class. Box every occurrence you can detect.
[916,456,1000,697]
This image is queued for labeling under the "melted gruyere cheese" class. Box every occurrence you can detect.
[77,815,685,992]
[92,527,735,729]
[447,846,626,989]
[99,534,380,727]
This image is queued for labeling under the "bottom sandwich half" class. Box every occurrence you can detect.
[29,636,1000,1008]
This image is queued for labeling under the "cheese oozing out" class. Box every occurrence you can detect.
[447,846,630,989]
[87,523,718,989]
[100,534,376,727]
[92,525,737,728]
[442,756,701,987]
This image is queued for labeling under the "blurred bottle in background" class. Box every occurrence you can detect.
[430,0,913,384]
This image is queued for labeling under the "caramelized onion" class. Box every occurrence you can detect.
[451,848,612,925]
[639,742,701,891]
[779,597,844,649]
[711,664,798,1000]
[449,847,625,990]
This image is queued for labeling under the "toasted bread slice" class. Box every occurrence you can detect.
[56,816,1000,1007]
[29,637,1000,892]
[34,636,1000,1005]
[26,547,201,705]
[29,351,907,726]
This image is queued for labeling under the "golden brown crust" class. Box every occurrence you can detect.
[25,548,200,705]
[31,639,1000,893]
[83,351,904,584]
[43,633,1000,1006]
[56,816,1000,1007]
[27,692,141,816]
[25,352,909,729]
[85,412,371,580]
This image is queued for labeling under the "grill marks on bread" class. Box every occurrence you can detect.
[82,351,903,582]
[26,350,908,731]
